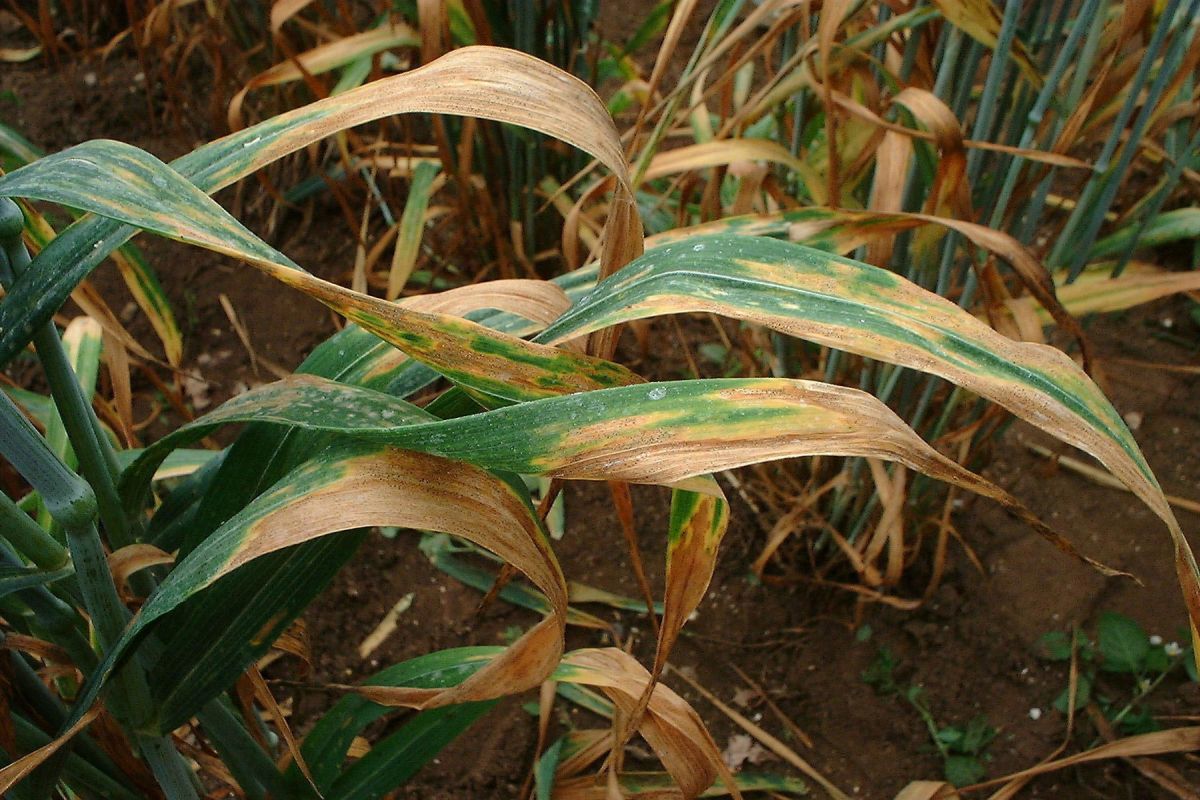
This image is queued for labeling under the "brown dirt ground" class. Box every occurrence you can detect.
[3,27,1199,800]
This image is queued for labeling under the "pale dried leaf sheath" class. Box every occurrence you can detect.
[644,139,806,181]
[229,24,423,129]
[269,0,316,31]
[557,648,735,799]
[650,206,1089,365]
[1008,262,1200,325]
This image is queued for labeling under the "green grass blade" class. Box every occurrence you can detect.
[120,375,1048,516]
[327,702,495,800]
[534,736,564,800]
[36,318,102,529]
[388,160,441,299]
[294,647,502,791]
[0,564,73,600]
[1088,208,1200,262]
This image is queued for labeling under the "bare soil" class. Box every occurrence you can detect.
[3,43,1199,800]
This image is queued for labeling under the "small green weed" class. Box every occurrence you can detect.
[862,647,997,786]
[1036,611,1197,736]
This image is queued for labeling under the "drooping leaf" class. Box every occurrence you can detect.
[116,370,1122,742]
[0,139,637,406]
[1001,261,1200,329]
[537,235,1199,641]
[36,318,102,533]
[147,271,590,727]
[648,207,1090,360]
[121,375,1071,511]
[75,440,568,738]
[0,45,641,377]
[552,648,732,798]
[0,134,184,365]
[121,375,1100,575]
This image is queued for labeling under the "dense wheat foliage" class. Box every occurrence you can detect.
[0,1,1197,797]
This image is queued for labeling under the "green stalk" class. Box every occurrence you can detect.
[931,26,963,100]
[1062,0,1199,280]
[964,0,1022,182]
[989,0,1099,231]
[197,698,299,800]
[7,650,129,786]
[952,0,1022,277]
[1014,0,1106,246]
[0,392,96,534]
[1110,125,1200,276]
[0,489,69,569]
[872,5,892,84]
[0,248,133,550]
[0,543,96,674]
[1049,0,1185,269]
[950,40,985,119]
[932,32,986,299]
[36,314,103,533]
[1029,0,1070,63]
[846,489,880,544]
[1063,2,1108,110]
[0,199,197,799]
[897,7,924,82]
